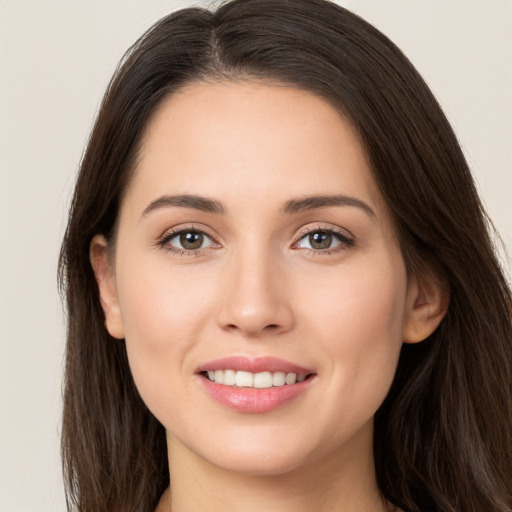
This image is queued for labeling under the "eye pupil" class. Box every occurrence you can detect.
[309,232,332,249]
[180,231,203,250]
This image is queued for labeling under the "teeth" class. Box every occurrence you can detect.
[272,371,286,386]
[235,371,253,388]
[285,373,297,385]
[205,370,308,387]
[253,371,272,389]
[223,369,236,386]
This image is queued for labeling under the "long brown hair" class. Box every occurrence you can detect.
[58,1,512,510]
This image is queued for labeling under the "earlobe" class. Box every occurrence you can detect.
[402,274,449,344]
[89,234,125,339]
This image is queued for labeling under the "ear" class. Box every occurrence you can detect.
[402,273,449,344]
[89,234,125,339]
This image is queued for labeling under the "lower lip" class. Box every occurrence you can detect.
[199,374,315,413]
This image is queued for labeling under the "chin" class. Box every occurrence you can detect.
[208,448,313,477]
[187,423,347,478]
[171,424,319,477]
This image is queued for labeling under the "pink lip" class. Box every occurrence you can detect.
[196,356,314,375]
[196,356,316,414]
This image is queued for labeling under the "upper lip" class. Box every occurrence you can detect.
[196,356,315,375]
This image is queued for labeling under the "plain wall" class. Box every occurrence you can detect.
[0,1,510,510]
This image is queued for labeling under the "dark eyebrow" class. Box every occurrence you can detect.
[281,195,376,217]
[141,194,225,218]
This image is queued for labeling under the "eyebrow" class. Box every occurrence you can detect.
[282,195,376,217]
[141,194,225,217]
[141,193,375,218]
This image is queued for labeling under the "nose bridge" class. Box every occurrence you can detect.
[217,237,293,336]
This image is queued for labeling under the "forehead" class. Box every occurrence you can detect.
[124,80,384,217]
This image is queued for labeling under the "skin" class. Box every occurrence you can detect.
[91,81,447,512]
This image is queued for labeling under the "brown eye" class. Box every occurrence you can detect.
[179,231,204,250]
[164,229,215,253]
[308,232,333,250]
[295,229,353,252]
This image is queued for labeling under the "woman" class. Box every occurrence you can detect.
[58,0,512,511]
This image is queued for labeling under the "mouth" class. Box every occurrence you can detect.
[200,369,314,388]
[196,356,317,413]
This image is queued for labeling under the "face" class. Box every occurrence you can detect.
[93,81,436,476]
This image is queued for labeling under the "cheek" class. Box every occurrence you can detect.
[114,258,218,416]
[303,256,407,391]
[117,255,218,344]
[289,257,407,447]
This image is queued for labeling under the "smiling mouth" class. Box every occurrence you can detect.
[201,370,315,388]
[197,358,317,412]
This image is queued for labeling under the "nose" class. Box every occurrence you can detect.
[217,248,294,338]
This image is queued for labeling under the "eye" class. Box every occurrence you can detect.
[160,228,217,254]
[295,228,354,252]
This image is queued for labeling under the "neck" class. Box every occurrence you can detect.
[158,422,391,512]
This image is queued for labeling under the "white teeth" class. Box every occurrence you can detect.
[285,373,297,385]
[223,369,236,386]
[272,371,286,386]
[253,372,273,389]
[205,370,309,387]
[235,371,253,388]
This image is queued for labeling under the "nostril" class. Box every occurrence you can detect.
[218,303,294,336]
[227,323,279,332]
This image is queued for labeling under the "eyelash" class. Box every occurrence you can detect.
[156,225,355,257]
[293,225,355,255]
[156,225,218,257]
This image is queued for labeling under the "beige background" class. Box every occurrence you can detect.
[0,1,510,510]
